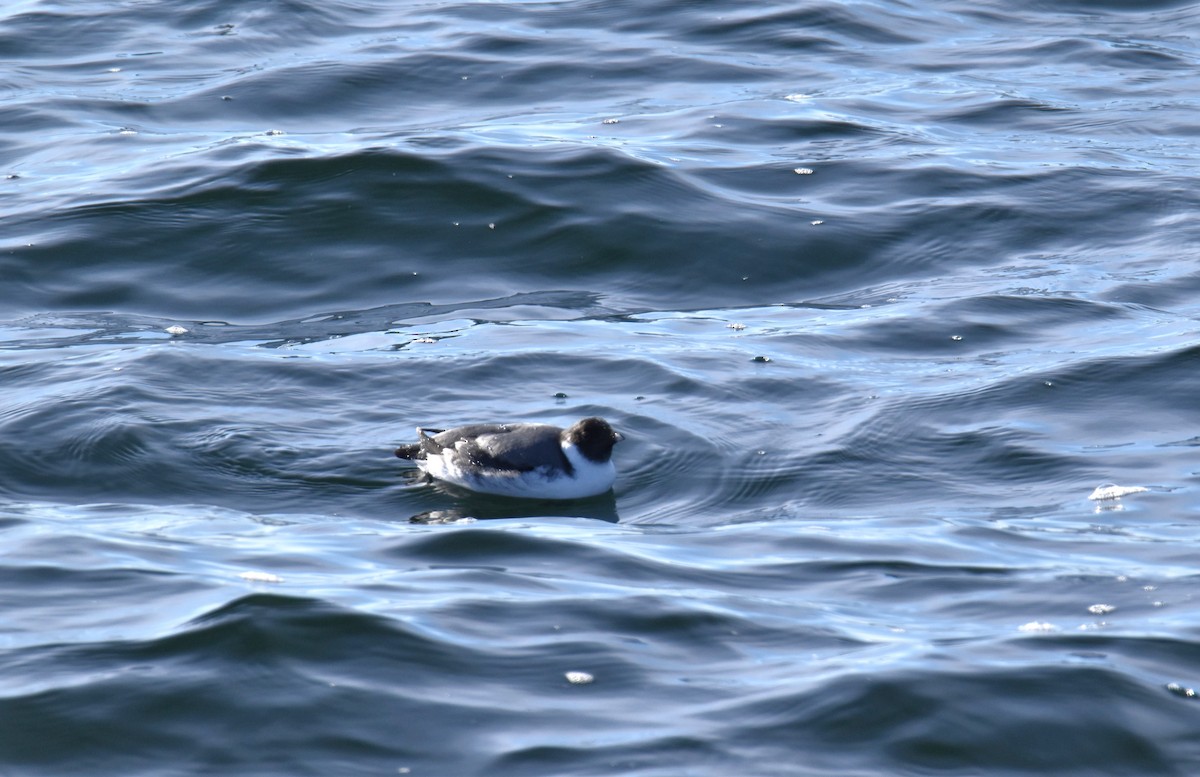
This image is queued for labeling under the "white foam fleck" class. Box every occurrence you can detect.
[1167,683,1197,698]
[1088,484,1148,501]
[239,571,283,583]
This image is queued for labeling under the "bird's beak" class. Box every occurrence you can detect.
[614,431,625,442]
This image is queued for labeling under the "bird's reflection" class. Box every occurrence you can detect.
[401,471,620,523]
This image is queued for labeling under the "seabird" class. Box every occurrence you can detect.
[395,417,624,499]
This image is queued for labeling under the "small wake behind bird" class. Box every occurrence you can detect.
[395,417,623,499]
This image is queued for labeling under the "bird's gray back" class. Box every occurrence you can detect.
[425,423,569,473]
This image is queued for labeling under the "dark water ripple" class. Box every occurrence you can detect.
[5,0,1200,774]
[5,508,1200,775]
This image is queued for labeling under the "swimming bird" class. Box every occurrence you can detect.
[395,417,624,499]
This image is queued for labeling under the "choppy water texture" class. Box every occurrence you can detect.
[3,0,1200,774]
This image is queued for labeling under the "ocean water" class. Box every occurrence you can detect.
[3,0,1200,774]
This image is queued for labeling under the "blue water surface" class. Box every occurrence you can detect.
[3,0,1200,774]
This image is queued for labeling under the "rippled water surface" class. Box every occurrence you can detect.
[4,0,1200,774]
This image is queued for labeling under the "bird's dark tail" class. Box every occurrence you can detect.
[395,427,447,459]
[394,443,422,460]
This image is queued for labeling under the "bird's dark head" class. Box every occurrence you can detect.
[564,417,624,463]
